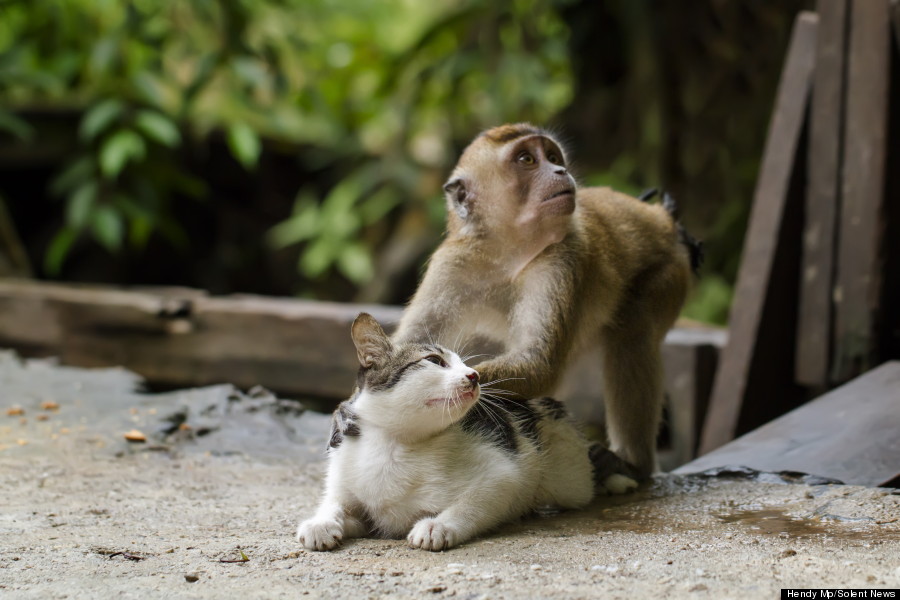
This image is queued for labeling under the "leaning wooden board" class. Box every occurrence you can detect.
[676,361,900,487]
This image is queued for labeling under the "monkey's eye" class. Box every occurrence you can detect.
[517,152,536,166]
[423,355,448,368]
[547,153,562,165]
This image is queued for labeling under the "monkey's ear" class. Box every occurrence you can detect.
[443,177,470,219]
[351,312,393,368]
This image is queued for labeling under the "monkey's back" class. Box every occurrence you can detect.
[574,186,692,336]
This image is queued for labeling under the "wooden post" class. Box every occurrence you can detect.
[699,13,818,454]
[832,0,891,382]
[795,0,848,389]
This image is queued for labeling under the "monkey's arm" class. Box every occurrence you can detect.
[474,261,579,400]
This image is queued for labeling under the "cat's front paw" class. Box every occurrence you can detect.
[297,517,343,551]
[407,518,458,551]
[597,473,639,496]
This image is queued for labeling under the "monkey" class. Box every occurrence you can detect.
[392,123,695,481]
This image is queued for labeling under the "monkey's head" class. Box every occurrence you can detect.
[443,123,576,249]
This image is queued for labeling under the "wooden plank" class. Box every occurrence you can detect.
[0,279,402,399]
[832,0,891,382]
[893,0,900,54]
[699,13,818,454]
[795,0,848,388]
[0,280,719,418]
[677,361,900,487]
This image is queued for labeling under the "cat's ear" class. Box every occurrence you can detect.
[351,313,393,368]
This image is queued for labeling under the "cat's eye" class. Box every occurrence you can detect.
[423,355,448,368]
[517,152,535,165]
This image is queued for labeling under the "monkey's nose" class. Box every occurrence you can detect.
[466,371,479,385]
[554,167,568,176]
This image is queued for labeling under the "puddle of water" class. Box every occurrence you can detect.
[716,509,896,541]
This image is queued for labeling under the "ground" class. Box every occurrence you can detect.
[1,352,898,599]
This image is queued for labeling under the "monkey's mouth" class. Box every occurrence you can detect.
[544,188,575,203]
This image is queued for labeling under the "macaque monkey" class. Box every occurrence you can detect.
[393,123,697,481]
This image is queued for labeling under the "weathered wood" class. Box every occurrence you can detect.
[795,0,848,388]
[0,280,721,433]
[556,328,726,470]
[892,0,900,54]
[699,13,818,455]
[0,279,402,399]
[677,361,900,487]
[832,0,891,382]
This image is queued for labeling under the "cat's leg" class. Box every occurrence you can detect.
[296,455,360,551]
[407,463,526,551]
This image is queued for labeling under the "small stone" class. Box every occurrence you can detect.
[689,583,708,592]
[124,430,147,443]
[185,573,200,583]
[6,406,24,416]
[426,586,446,593]
[40,401,60,411]
[36,414,49,421]
[780,549,797,558]
[529,564,542,571]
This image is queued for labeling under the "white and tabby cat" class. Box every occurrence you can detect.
[296,313,635,551]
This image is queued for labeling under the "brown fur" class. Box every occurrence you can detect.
[394,124,692,477]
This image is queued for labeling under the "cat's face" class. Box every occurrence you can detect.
[349,313,480,439]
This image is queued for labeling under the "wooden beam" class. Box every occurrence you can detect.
[832,0,892,382]
[795,0,848,388]
[699,13,817,454]
[0,280,721,426]
[677,361,900,487]
[0,279,402,399]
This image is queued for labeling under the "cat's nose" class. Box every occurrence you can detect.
[466,371,479,385]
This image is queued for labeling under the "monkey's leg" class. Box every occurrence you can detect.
[599,326,665,480]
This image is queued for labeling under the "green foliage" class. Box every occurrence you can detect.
[0,0,576,282]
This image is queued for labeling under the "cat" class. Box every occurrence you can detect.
[296,312,637,551]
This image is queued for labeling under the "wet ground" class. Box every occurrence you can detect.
[1,351,898,599]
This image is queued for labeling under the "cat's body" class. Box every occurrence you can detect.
[296,313,597,551]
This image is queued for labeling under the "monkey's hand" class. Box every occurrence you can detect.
[589,444,642,495]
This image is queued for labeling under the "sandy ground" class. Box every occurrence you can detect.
[1,352,899,599]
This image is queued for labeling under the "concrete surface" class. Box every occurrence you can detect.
[1,351,898,599]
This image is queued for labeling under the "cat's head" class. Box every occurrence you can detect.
[349,313,480,439]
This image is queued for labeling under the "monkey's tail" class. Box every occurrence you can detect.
[640,190,704,274]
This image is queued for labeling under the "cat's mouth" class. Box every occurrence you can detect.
[425,389,478,407]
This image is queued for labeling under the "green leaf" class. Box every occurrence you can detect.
[99,130,146,178]
[44,228,77,276]
[336,242,374,284]
[0,111,35,142]
[300,237,337,279]
[91,206,124,252]
[227,123,262,170]
[66,181,98,229]
[135,110,181,147]
[267,194,320,248]
[80,99,125,142]
[50,158,95,197]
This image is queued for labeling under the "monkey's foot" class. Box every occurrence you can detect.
[407,518,458,551]
[596,473,639,496]
[297,517,343,551]
[589,444,644,494]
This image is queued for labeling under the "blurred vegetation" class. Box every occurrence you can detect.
[0,0,807,324]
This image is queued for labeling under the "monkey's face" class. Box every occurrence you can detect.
[444,125,576,250]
